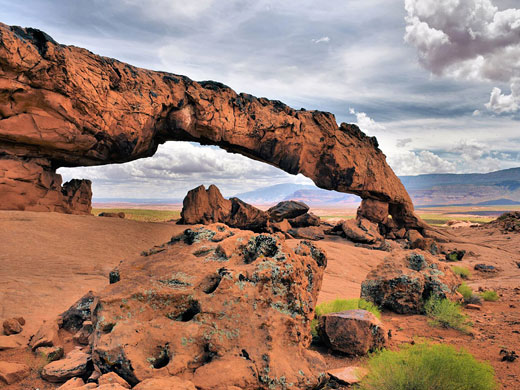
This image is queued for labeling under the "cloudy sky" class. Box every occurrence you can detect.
[2,0,519,199]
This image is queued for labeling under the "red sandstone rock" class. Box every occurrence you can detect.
[82,225,327,388]
[29,319,60,351]
[288,212,321,228]
[318,310,387,355]
[0,23,423,229]
[0,335,23,350]
[341,218,384,244]
[180,185,269,231]
[98,372,131,388]
[41,348,91,383]
[0,361,30,384]
[288,226,325,240]
[267,201,309,221]
[56,377,85,389]
[36,346,65,362]
[2,317,23,335]
[133,376,197,390]
[327,366,369,385]
[361,253,459,314]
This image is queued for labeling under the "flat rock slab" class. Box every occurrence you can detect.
[0,361,30,384]
[41,349,90,383]
[0,335,23,350]
[133,377,197,390]
[328,366,369,385]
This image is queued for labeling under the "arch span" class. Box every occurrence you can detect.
[0,23,425,231]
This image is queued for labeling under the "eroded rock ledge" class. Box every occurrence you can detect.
[0,23,424,230]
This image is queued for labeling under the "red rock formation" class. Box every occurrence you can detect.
[0,24,423,230]
[35,224,328,389]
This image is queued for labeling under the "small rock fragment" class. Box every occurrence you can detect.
[133,376,197,390]
[327,366,369,385]
[3,318,23,335]
[29,320,60,350]
[474,264,498,273]
[500,349,518,362]
[41,349,90,383]
[0,361,30,384]
[36,346,65,362]
[0,335,23,350]
[98,372,130,388]
[57,377,85,389]
[73,321,93,345]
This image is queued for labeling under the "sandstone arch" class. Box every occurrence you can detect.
[0,24,425,231]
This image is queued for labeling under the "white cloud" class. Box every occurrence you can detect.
[388,150,456,175]
[311,36,330,44]
[404,0,520,112]
[349,108,386,134]
[485,78,520,113]
[396,138,413,147]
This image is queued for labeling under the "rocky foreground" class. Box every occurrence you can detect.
[1,211,519,389]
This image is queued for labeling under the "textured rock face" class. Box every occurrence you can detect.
[179,185,269,231]
[361,253,459,314]
[86,224,327,389]
[318,310,387,356]
[0,23,422,229]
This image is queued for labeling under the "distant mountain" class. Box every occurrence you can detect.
[402,168,520,206]
[235,168,520,207]
[235,184,360,206]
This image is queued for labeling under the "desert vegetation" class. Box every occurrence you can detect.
[359,343,498,390]
[424,296,471,332]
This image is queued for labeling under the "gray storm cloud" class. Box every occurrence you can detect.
[404,0,520,113]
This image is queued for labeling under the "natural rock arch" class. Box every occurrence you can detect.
[0,23,426,231]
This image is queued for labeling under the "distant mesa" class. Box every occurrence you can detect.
[0,23,424,232]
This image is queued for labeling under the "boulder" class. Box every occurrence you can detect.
[0,361,30,384]
[179,185,268,231]
[59,291,96,332]
[267,201,309,221]
[357,199,389,224]
[98,372,131,388]
[41,349,91,383]
[288,212,321,228]
[2,317,23,335]
[268,218,292,234]
[288,226,325,240]
[29,319,60,350]
[83,225,327,388]
[361,252,459,314]
[341,218,384,244]
[327,366,369,386]
[133,377,197,390]
[318,310,387,355]
[36,346,65,362]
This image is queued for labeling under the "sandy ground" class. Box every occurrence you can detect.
[1,211,519,389]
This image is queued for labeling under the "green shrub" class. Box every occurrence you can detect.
[311,298,381,336]
[481,290,499,302]
[424,296,471,332]
[452,265,471,279]
[359,343,498,390]
[457,282,473,300]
